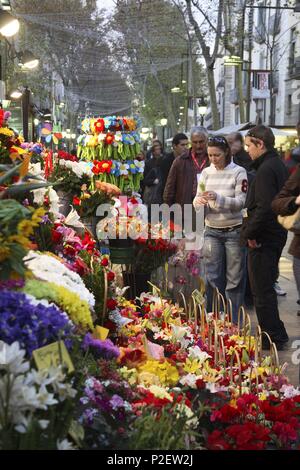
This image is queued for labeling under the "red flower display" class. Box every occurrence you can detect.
[107,298,118,310]
[93,118,105,134]
[107,271,115,282]
[92,160,113,175]
[105,133,115,145]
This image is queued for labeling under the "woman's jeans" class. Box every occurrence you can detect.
[293,256,300,301]
[203,226,246,323]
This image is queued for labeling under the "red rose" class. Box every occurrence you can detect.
[107,299,118,310]
[107,271,115,282]
[51,230,63,243]
[101,257,109,267]
[73,196,81,206]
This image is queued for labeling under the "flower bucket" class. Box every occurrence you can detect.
[123,272,151,298]
[108,238,133,248]
[109,246,135,264]
[57,190,73,217]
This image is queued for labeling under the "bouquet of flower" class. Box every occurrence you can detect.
[0,199,45,280]
[73,180,120,218]
[79,362,138,449]
[48,159,92,195]
[134,222,177,273]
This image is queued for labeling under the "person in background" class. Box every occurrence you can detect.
[272,165,300,316]
[161,133,189,194]
[146,139,164,160]
[284,122,300,175]
[142,142,164,209]
[163,128,209,232]
[226,132,252,171]
[241,125,289,350]
[136,150,146,161]
[193,136,247,322]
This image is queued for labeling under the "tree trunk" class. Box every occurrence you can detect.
[207,66,220,130]
[237,65,245,123]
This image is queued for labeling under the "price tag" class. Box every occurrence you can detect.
[93,325,109,341]
[33,341,74,374]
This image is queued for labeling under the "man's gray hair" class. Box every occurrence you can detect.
[190,126,208,138]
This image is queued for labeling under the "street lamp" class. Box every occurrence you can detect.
[10,89,22,99]
[160,117,168,148]
[0,10,19,37]
[171,86,181,93]
[198,97,207,126]
[18,50,39,70]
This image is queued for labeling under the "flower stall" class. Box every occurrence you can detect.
[1,111,300,451]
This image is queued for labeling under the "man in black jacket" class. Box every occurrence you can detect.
[241,125,289,350]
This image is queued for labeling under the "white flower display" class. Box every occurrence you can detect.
[64,208,85,228]
[179,373,198,389]
[187,346,211,363]
[24,251,95,308]
[56,438,77,450]
[0,341,76,434]
[279,384,300,399]
[59,159,93,178]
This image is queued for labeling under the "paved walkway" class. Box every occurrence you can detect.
[246,232,300,386]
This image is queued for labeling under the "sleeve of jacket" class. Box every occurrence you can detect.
[271,165,300,216]
[163,159,177,205]
[242,164,282,240]
[143,167,157,186]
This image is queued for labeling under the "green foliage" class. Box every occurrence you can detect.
[128,404,200,450]
[113,0,207,133]
[49,165,90,196]
[79,251,105,323]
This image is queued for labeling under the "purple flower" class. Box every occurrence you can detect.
[109,394,125,410]
[82,333,120,360]
[0,290,73,356]
[41,215,51,224]
[0,279,25,290]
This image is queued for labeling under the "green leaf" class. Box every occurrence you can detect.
[0,162,23,185]
[4,181,58,196]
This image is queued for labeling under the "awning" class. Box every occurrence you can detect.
[240,127,295,137]
[210,122,252,135]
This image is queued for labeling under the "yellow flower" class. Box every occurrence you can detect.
[49,282,93,329]
[119,366,138,385]
[0,246,10,262]
[138,371,161,387]
[149,385,173,402]
[0,127,14,137]
[138,360,179,387]
[17,220,35,237]
[8,234,31,248]
[31,207,46,225]
[183,358,202,375]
